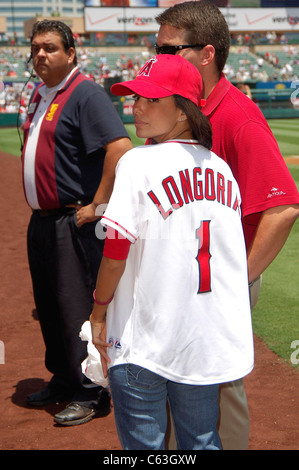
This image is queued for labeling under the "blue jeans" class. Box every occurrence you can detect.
[108,364,221,450]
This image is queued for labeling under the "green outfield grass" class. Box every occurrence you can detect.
[0,127,22,157]
[252,161,299,369]
[267,119,299,157]
[252,217,299,369]
[1,120,298,158]
[0,125,144,157]
[0,120,298,370]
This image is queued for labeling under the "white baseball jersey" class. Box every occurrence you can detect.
[101,140,254,385]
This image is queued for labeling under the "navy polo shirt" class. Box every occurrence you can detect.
[22,70,128,209]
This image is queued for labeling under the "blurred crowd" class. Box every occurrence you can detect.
[223,45,299,83]
[76,48,151,84]
[0,48,151,114]
[0,43,298,114]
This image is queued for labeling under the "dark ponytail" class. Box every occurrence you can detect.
[174,95,212,150]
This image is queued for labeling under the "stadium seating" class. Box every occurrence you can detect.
[1,45,298,115]
[1,46,298,84]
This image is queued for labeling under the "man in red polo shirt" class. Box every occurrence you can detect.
[155,1,299,450]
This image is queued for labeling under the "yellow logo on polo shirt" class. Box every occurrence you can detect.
[46,104,59,121]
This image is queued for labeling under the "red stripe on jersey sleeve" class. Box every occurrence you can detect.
[103,226,131,260]
[102,215,137,242]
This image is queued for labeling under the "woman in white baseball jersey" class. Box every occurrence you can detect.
[89,55,254,450]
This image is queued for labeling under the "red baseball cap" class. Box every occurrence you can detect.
[111,55,204,107]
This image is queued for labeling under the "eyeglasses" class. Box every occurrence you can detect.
[155,44,206,55]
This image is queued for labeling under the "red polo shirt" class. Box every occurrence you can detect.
[202,74,299,249]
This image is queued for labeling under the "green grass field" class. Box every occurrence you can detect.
[0,120,298,158]
[0,124,144,157]
[0,120,298,370]
[267,119,299,157]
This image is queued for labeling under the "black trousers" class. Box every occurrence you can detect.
[27,210,105,403]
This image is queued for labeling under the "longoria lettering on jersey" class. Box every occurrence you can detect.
[148,166,240,220]
[95,165,241,242]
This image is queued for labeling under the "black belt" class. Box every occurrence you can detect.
[34,207,76,217]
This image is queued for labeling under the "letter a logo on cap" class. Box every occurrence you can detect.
[137,57,158,77]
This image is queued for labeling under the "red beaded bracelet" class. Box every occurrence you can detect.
[93,289,114,306]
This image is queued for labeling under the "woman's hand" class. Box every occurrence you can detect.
[75,203,99,227]
[90,320,111,378]
[66,202,99,227]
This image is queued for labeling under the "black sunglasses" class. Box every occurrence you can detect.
[155,44,206,55]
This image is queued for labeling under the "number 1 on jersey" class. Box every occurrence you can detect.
[195,220,211,293]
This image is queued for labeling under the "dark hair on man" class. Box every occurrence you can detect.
[31,19,77,66]
[174,95,212,150]
[156,1,230,75]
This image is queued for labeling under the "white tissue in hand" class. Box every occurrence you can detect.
[79,321,109,387]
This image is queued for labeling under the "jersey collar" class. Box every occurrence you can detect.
[164,139,200,145]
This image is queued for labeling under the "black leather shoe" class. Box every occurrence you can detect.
[27,387,71,407]
[53,402,111,426]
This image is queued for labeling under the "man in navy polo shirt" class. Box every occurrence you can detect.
[23,20,132,426]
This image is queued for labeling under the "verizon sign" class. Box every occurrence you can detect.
[84,7,161,32]
[84,7,299,32]
[223,7,299,31]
